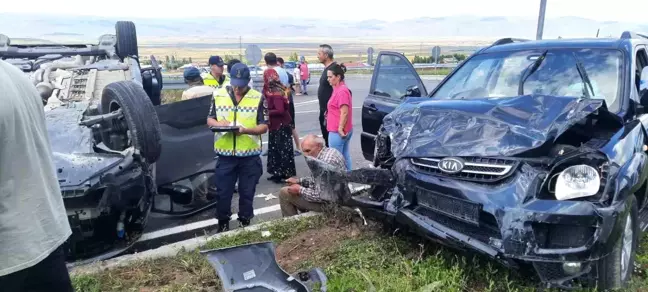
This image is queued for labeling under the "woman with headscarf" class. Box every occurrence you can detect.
[264,68,296,183]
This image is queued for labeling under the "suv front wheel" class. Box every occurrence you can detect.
[596,194,638,290]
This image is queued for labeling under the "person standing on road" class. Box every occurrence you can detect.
[181,66,214,100]
[267,53,301,155]
[263,68,297,183]
[206,63,268,232]
[202,55,230,88]
[299,57,309,95]
[317,44,336,147]
[292,62,302,96]
[279,134,346,217]
[277,57,301,154]
[277,57,295,92]
[265,53,289,85]
[0,60,74,291]
[326,63,353,170]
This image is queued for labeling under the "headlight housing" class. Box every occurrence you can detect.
[555,164,601,200]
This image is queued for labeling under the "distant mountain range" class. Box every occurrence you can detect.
[1,13,647,44]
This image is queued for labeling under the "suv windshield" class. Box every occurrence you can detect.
[431,48,624,112]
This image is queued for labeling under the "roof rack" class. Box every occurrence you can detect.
[491,38,531,46]
[620,31,648,40]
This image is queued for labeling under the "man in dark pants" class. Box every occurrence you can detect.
[0,60,74,291]
[207,63,269,232]
[317,44,337,147]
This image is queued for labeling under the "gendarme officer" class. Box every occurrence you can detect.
[206,63,268,232]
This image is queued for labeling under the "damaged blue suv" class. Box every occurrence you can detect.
[310,32,648,290]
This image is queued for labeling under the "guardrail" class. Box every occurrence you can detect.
[162,63,459,80]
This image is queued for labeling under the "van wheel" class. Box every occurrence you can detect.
[100,81,162,163]
[115,21,138,59]
[596,194,638,291]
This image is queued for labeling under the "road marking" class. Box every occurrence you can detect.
[138,185,371,242]
[139,204,281,242]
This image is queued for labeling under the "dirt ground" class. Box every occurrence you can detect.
[275,223,364,273]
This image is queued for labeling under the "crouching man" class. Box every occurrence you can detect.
[279,134,346,216]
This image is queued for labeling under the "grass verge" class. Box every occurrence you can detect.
[71,210,648,292]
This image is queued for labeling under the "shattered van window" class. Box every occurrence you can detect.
[432,48,623,112]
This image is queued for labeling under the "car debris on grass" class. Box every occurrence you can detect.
[68,205,648,292]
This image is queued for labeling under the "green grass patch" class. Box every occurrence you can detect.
[298,229,532,292]
[72,211,648,292]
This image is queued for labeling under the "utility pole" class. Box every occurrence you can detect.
[239,36,242,60]
[536,0,547,40]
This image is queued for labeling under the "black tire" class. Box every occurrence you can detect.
[597,194,639,291]
[115,21,138,59]
[101,81,162,163]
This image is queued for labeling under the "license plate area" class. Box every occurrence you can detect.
[415,187,482,225]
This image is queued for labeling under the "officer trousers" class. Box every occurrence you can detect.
[213,155,263,221]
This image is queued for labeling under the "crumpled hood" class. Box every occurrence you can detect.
[45,102,124,188]
[382,95,605,158]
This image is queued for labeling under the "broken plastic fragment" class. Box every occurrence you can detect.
[355,208,368,225]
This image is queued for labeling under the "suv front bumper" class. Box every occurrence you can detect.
[347,160,628,288]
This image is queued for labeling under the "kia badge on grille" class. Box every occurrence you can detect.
[438,157,465,174]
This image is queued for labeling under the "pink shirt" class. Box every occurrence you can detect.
[299,63,309,80]
[326,81,353,133]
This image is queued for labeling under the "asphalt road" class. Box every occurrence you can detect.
[137,75,441,250]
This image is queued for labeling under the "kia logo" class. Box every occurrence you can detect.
[438,157,465,174]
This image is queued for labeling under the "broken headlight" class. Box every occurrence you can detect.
[555,165,601,200]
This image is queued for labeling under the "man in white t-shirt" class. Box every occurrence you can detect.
[181,67,214,100]
[0,60,73,291]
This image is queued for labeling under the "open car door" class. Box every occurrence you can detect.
[154,94,215,187]
[361,51,428,161]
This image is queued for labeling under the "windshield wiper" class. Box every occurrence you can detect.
[518,50,548,95]
[572,52,595,99]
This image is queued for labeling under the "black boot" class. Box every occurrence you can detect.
[238,218,251,228]
[217,220,230,233]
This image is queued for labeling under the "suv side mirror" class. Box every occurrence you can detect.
[405,85,421,98]
[641,67,648,107]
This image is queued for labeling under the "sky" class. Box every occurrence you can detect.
[1,0,645,22]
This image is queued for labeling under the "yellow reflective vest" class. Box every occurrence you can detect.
[202,72,230,88]
[212,87,264,157]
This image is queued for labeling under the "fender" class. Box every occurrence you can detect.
[602,121,648,204]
